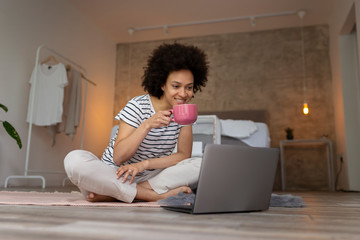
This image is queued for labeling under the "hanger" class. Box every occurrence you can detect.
[80,73,96,86]
[65,64,71,72]
[40,55,59,65]
[65,64,97,86]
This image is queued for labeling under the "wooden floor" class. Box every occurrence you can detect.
[0,188,359,240]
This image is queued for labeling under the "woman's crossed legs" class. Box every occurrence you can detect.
[64,150,201,203]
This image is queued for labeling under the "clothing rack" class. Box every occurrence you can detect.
[4,44,96,188]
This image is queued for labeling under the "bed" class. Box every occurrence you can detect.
[191,110,271,157]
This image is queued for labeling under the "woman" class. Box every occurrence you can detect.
[64,42,209,203]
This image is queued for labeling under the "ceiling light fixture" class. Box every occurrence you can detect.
[127,10,302,35]
[163,25,169,35]
[128,28,134,36]
[250,16,256,27]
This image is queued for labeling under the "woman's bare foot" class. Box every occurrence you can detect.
[135,183,192,202]
[160,186,192,200]
[86,192,117,202]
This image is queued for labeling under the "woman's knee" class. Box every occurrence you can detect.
[176,157,202,169]
[64,150,98,177]
[64,150,83,172]
[148,157,202,194]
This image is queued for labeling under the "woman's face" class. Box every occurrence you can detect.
[161,69,194,106]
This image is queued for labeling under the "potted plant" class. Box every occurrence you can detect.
[0,103,22,148]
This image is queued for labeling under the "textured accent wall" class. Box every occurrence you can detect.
[115,25,335,190]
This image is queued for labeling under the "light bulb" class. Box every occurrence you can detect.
[303,103,309,115]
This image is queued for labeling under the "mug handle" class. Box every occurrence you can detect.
[169,109,175,122]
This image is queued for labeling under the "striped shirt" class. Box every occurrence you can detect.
[101,94,181,176]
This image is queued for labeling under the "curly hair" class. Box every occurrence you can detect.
[142,42,209,98]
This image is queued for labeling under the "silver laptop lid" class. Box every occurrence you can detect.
[193,144,279,214]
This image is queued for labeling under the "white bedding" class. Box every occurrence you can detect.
[220,119,258,138]
[239,122,270,147]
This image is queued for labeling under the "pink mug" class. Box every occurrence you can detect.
[170,104,198,125]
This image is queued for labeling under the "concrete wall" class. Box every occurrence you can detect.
[0,0,116,187]
[115,25,335,190]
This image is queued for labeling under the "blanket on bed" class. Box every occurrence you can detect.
[220,119,258,138]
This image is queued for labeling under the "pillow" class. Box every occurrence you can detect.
[220,119,258,139]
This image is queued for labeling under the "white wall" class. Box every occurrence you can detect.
[0,0,116,186]
[328,0,360,190]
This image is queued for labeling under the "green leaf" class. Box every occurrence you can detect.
[0,103,8,112]
[3,121,22,149]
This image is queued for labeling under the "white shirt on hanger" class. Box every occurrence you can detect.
[26,63,68,126]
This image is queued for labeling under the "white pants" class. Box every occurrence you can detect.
[64,150,202,203]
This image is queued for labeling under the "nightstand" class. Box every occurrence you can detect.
[280,139,334,191]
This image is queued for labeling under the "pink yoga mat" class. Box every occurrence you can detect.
[0,191,160,207]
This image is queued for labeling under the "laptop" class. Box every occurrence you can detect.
[160,144,279,214]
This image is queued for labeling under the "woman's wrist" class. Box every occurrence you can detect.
[142,159,150,170]
[141,118,152,132]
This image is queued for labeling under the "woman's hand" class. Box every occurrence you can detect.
[116,161,148,184]
[145,110,172,129]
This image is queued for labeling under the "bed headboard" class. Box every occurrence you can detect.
[198,110,269,125]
